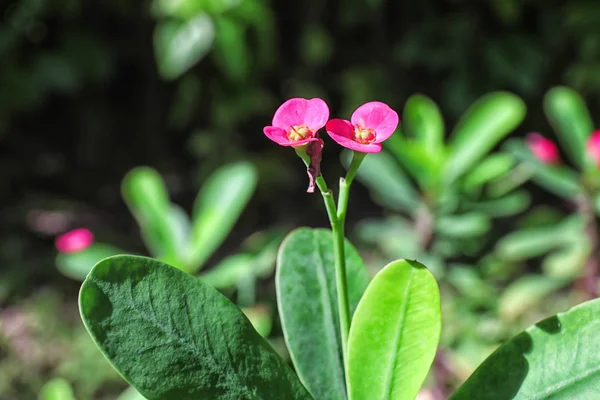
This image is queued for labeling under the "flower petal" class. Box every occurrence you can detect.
[302,98,329,131]
[326,119,382,153]
[526,133,560,164]
[263,126,317,147]
[272,98,329,131]
[350,101,399,142]
[56,228,94,253]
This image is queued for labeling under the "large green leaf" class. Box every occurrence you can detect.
[445,92,526,183]
[403,94,445,161]
[451,297,600,399]
[188,161,257,270]
[347,260,441,400]
[544,86,594,168]
[122,167,178,265]
[343,150,420,212]
[276,228,371,400]
[79,255,311,400]
[154,14,215,80]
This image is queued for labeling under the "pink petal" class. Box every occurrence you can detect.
[56,228,94,253]
[351,101,399,142]
[586,130,600,166]
[272,98,329,131]
[326,119,383,153]
[263,126,317,147]
[526,133,560,164]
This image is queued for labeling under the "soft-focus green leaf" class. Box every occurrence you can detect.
[542,242,590,280]
[498,275,567,321]
[122,167,178,264]
[463,153,515,190]
[200,253,254,289]
[544,86,594,168]
[56,244,122,281]
[445,92,526,183]
[242,305,272,338]
[403,94,445,160]
[212,17,250,82]
[189,162,257,270]
[355,216,422,260]
[384,135,441,193]
[39,378,75,400]
[343,150,420,212]
[496,215,585,261]
[436,213,491,238]
[503,139,582,198]
[155,0,241,19]
[277,228,370,400]
[117,387,147,400]
[79,255,311,400]
[154,15,215,80]
[168,204,191,260]
[452,297,600,399]
[348,259,441,400]
[465,190,530,217]
[446,265,497,305]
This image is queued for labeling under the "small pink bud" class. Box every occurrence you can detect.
[587,130,600,168]
[326,101,399,153]
[263,98,329,147]
[525,133,560,164]
[55,228,94,253]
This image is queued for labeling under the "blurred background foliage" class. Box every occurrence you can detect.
[3,0,600,398]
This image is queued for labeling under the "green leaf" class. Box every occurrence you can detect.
[384,135,441,193]
[343,150,420,212]
[503,139,582,199]
[276,228,370,400]
[348,260,441,400]
[39,378,76,400]
[403,94,445,160]
[212,17,250,82]
[464,191,531,217]
[452,297,600,399]
[154,0,241,18]
[154,14,215,80]
[122,167,178,264]
[462,153,516,190]
[199,253,254,289]
[445,92,526,183]
[79,255,311,400]
[498,275,567,321]
[544,86,594,168]
[188,161,257,270]
[117,387,147,400]
[436,213,491,238]
[56,244,122,281]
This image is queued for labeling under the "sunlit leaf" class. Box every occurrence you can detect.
[348,260,441,400]
[403,94,445,161]
[452,298,600,399]
[277,228,370,400]
[79,255,311,400]
[39,378,75,400]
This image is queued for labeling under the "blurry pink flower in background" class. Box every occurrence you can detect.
[586,130,600,168]
[326,101,399,153]
[263,98,329,147]
[526,133,560,164]
[55,228,94,253]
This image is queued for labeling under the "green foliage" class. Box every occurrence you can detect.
[276,228,370,400]
[55,244,122,281]
[347,260,441,400]
[79,255,311,400]
[38,379,75,400]
[452,298,600,399]
[544,86,594,169]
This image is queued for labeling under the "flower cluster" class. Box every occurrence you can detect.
[263,98,398,154]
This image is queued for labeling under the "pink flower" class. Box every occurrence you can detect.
[263,98,329,147]
[55,228,94,253]
[526,133,560,164]
[325,101,399,153]
[587,130,600,168]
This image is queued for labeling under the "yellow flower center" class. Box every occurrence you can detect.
[353,126,376,144]
[287,125,314,142]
